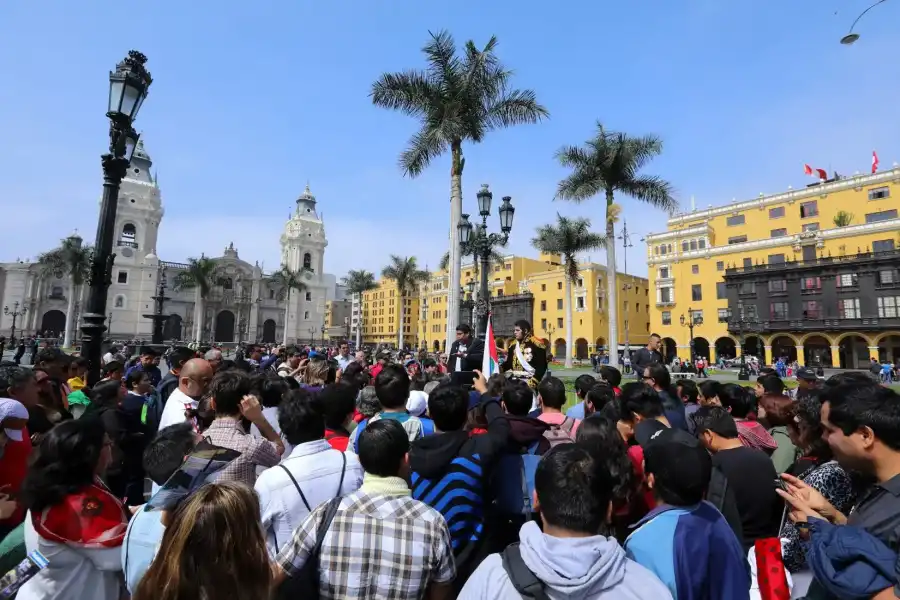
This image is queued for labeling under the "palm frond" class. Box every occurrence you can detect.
[370,71,437,118]
[618,175,678,214]
[833,210,854,227]
[438,252,450,272]
[36,237,92,284]
[399,127,450,178]
[531,215,604,282]
[382,255,430,294]
[340,269,378,295]
[172,256,220,297]
[484,89,549,130]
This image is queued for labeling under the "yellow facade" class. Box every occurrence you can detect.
[323,299,352,341]
[645,167,900,362]
[359,278,420,346]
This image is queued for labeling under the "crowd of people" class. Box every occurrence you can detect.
[0,322,898,599]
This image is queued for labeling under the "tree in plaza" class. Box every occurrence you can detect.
[381,256,429,350]
[371,30,548,353]
[833,210,854,228]
[172,255,220,341]
[555,124,676,363]
[532,215,605,368]
[37,234,91,348]
[268,266,310,345]
[340,269,378,348]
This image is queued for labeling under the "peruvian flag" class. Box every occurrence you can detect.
[804,164,827,181]
[872,150,879,173]
[482,314,499,376]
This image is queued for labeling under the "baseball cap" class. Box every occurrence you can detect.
[0,398,29,442]
[406,390,428,417]
[642,427,712,501]
[795,367,818,382]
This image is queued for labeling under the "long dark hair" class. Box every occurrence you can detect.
[21,418,107,512]
[575,415,636,508]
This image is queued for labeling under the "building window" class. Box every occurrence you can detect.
[557,318,563,328]
[662,311,671,325]
[303,253,312,270]
[716,282,726,299]
[220,277,233,290]
[660,288,672,303]
[866,209,898,223]
[576,296,585,309]
[770,301,789,320]
[768,253,785,265]
[869,186,890,201]
[540,300,546,311]
[691,309,703,323]
[557,282,562,290]
[659,267,670,279]
[879,270,896,285]
[304,291,311,301]
[803,300,822,319]
[690,240,698,250]
[743,257,752,268]
[726,214,745,226]
[692,265,699,275]
[878,297,899,318]
[496,290,503,297]
[838,298,860,318]
[802,223,819,232]
[269,289,275,299]
[577,278,583,288]
[716,261,724,271]
[836,273,859,288]
[800,201,818,218]
[718,308,731,323]
[738,282,756,295]
[769,206,785,219]
[556,299,563,310]
[740,304,758,319]
[801,277,822,291]
[874,239,895,253]
[540,318,547,330]
[681,241,689,252]
[699,239,706,249]
[768,279,787,293]
[117,271,128,284]
[114,295,125,309]
[691,284,702,301]
[728,235,748,245]
[770,228,787,238]
[304,311,310,320]
[541,284,546,292]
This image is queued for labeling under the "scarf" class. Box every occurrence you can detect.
[32,479,129,548]
[360,474,410,497]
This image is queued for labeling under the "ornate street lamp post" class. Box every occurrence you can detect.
[82,51,152,385]
[680,308,703,364]
[457,185,514,340]
[144,265,169,344]
[4,302,27,343]
[320,324,326,346]
[729,302,761,381]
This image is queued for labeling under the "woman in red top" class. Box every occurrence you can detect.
[318,383,358,452]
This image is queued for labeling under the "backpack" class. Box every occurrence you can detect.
[491,442,541,515]
[542,417,576,448]
[143,390,165,433]
[501,543,549,600]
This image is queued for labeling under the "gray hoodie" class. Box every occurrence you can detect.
[457,521,673,599]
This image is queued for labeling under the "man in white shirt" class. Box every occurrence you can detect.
[157,358,213,432]
[335,342,352,371]
[255,387,363,555]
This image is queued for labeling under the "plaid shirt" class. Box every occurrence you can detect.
[204,417,280,486]
[276,488,455,599]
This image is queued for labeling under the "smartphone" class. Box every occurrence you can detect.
[450,371,477,388]
[0,551,49,599]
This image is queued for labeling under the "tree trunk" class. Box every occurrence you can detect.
[355,292,362,348]
[446,142,463,356]
[63,282,75,347]
[282,289,291,346]
[565,276,573,369]
[605,189,619,367]
[192,289,203,340]
[398,293,405,350]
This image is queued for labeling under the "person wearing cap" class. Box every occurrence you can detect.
[0,364,37,534]
[794,367,820,401]
[125,348,163,388]
[624,427,750,599]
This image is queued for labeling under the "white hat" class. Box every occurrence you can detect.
[406,391,428,418]
[0,398,29,442]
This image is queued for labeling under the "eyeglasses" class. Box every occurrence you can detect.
[641,375,653,381]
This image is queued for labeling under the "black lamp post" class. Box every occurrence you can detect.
[82,51,152,386]
[308,326,315,345]
[680,308,703,364]
[457,185,515,340]
[144,265,169,344]
[320,324,326,346]
[4,302,26,342]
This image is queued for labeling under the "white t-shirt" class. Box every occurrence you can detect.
[17,513,123,600]
[157,387,198,431]
[455,343,467,372]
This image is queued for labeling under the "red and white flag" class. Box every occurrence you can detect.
[872,150,879,174]
[804,164,827,181]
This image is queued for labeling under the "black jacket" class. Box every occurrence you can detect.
[631,347,662,375]
[448,337,485,372]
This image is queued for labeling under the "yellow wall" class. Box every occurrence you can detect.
[359,278,420,346]
[646,168,900,357]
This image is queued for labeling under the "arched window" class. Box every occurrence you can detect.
[50,286,64,299]
[303,253,312,270]
[218,277,233,290]
[119,223,137,248]
[690,239,698,250]
[699,239,706,249]
[682,240,689,252]
[114,295,125,309]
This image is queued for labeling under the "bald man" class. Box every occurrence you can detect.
[157,358,214,431]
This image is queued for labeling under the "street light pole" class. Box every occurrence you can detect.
[840,0,888,44]
[457,185,515,341]
[617,220,635,367]
[82,51,152,386]
[729,303,760,381]
[680,308,703,364]
[4,302,27,342]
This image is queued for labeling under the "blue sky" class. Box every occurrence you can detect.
[1,0,897,279]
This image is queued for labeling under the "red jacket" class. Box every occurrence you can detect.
[324,429,350,452]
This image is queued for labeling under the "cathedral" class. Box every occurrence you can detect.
[0,141,338,345]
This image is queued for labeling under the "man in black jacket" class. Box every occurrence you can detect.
[448,324,484,372]
[631,333,663,377]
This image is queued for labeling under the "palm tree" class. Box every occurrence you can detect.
[268,266,310,345]
[532,216,605,368]
[438,229,508,290]
[172,255,220,341]
[555,123,676,363]
[371,30,548,354]
[833,210,854,227]
[381,255,430,349]
[36,234,91,348]
[340,269,378,347]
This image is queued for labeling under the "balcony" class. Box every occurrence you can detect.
[725,248,900,277]
[116,240,139,249]
[656,300,675,308]
[800,287,822,296]
[47,293,66,301]
[740,316,900,334]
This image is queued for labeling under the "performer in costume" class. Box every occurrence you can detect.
[500,319,548,390]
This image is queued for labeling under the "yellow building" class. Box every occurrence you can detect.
[359,278,420,347]
[323,299,352,341]
[645,166,900,367]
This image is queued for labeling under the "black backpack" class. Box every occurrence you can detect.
[501,543,549,600]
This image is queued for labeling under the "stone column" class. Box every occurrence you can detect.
[763,345,772,365]
[830,346,840,368]
[868,346,881,362]
[249,279,260,342]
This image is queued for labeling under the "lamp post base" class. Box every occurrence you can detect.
[738,365,750,381]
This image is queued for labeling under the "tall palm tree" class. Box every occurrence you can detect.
[532,216,605,368]
[172,255,220,341]
[268,266,310,345]
[381,255,430,349]
[438,230,508,290]
[833,210,854,227]
[371,30,548,354]
[340,269,378,348]
[37,234,91,348]
[555,123,676,362]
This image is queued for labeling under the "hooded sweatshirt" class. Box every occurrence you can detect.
[504,414,551,454]
[457,521,673,599]
[408,394,510,576]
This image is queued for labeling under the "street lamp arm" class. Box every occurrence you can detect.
[848,0,888,34]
